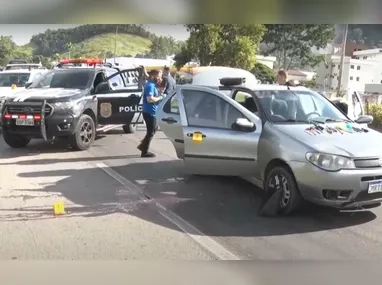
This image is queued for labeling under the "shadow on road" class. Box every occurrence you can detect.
[2,158,376,238]
[0,139,73,159]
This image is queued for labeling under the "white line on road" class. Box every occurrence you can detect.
[94,162,240,260]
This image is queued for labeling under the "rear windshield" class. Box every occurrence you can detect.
[0,72,30,87]
[29,70,94,89]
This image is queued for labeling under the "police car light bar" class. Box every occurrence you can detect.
[59,58,105,66]
[220,77,246,86]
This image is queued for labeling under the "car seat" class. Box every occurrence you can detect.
[244,97,258,113]
[271,99,288,119]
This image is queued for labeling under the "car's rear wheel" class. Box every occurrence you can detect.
[123,124,136,134]
[69,114,95,151]
[2,130,31,148]
[264,166,303,216]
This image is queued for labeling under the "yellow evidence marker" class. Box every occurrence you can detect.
[53,201,65,216]
[192,132,203,144]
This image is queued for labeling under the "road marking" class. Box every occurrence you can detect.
[94,162,240,260]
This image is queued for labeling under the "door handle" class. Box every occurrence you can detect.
[186,133,206,138]
[161,117,177,123]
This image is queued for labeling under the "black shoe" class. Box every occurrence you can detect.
[141,152,156,158]
[137,144,144,152]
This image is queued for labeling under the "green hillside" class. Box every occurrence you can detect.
[65,33,152,58]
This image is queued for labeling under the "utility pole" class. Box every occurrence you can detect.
[336,24,348,96]
[114,25,118,64]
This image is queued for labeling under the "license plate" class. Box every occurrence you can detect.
[368,180,382,194]
[15,118,34,126]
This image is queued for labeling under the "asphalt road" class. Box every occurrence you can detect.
[1,128,382,260]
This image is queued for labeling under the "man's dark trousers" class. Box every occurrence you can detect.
[139,112,157,153]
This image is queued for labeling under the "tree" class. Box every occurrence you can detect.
[262,25,335,70]
[251,62,275,84]
[174,24,266,70]
[0,36,16,65]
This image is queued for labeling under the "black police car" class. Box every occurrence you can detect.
[0,58,146,151]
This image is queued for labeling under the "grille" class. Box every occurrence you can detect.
[354,158,382,169]
[6,103,53,117]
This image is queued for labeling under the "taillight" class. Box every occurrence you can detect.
[34,115,41,120]
[4,114,11,119]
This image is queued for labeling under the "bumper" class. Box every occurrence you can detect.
[2,114,77,139]
[290,161,382,209]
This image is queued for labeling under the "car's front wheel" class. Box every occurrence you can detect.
[2,130,31,148]
[122,124,136,134]
[264,165,303,216]
[69,114,96,151]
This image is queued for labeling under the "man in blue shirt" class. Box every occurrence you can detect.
[137,69,165,157]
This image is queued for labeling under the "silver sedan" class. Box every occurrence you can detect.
[156,81,382,216]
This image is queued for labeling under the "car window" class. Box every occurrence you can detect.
[0,72,30,87]
[234,91,252,103]
[163,93,180,114]
[352,92,363,118]
[182,90,246,129]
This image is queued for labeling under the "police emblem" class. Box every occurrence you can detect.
[100,102,112,118]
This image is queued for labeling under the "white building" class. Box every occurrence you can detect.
[256,55,277,69]
[315,55,377,93]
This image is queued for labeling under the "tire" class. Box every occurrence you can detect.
[69,114,96,151]
[264,165,303,216]
[2,130,30,148]
[123,124,136,134]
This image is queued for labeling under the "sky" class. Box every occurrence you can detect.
[0,24,190,45]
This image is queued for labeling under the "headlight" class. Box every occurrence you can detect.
[52,101,83,114]
[52,101,75,110]
[305,152,355,171]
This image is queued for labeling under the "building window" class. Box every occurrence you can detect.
[350,65,354,69]
[356,77,360,81]
[350,76,353,80]
[338,65,340,69]
[363,56,368,59]
[331,64,335,67]
[337,76,339,80]
[357,66,361,70]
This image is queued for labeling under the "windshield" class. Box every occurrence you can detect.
[29,70,93,89]
[254,89,349,123]
[5,65,40,70]
[0,72,30,87]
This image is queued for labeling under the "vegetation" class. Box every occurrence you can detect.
[336,24,382,47]
[261,25,335,70]
[251,62,275,84]
[174,24,266,71]
[0,24,184,67]
[367,104,382,130]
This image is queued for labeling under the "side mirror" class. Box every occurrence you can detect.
[25,82,32,88]
[232,118,255,132]
[355,115,373,124]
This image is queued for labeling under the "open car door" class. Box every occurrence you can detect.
[95,67,145,128]
[157,85,263,177]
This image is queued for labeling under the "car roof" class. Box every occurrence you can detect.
[0,69,31,73]
[191,66,258,87]
[184,83,312,92]
[51,67,101,72]
[251,84,311,91]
